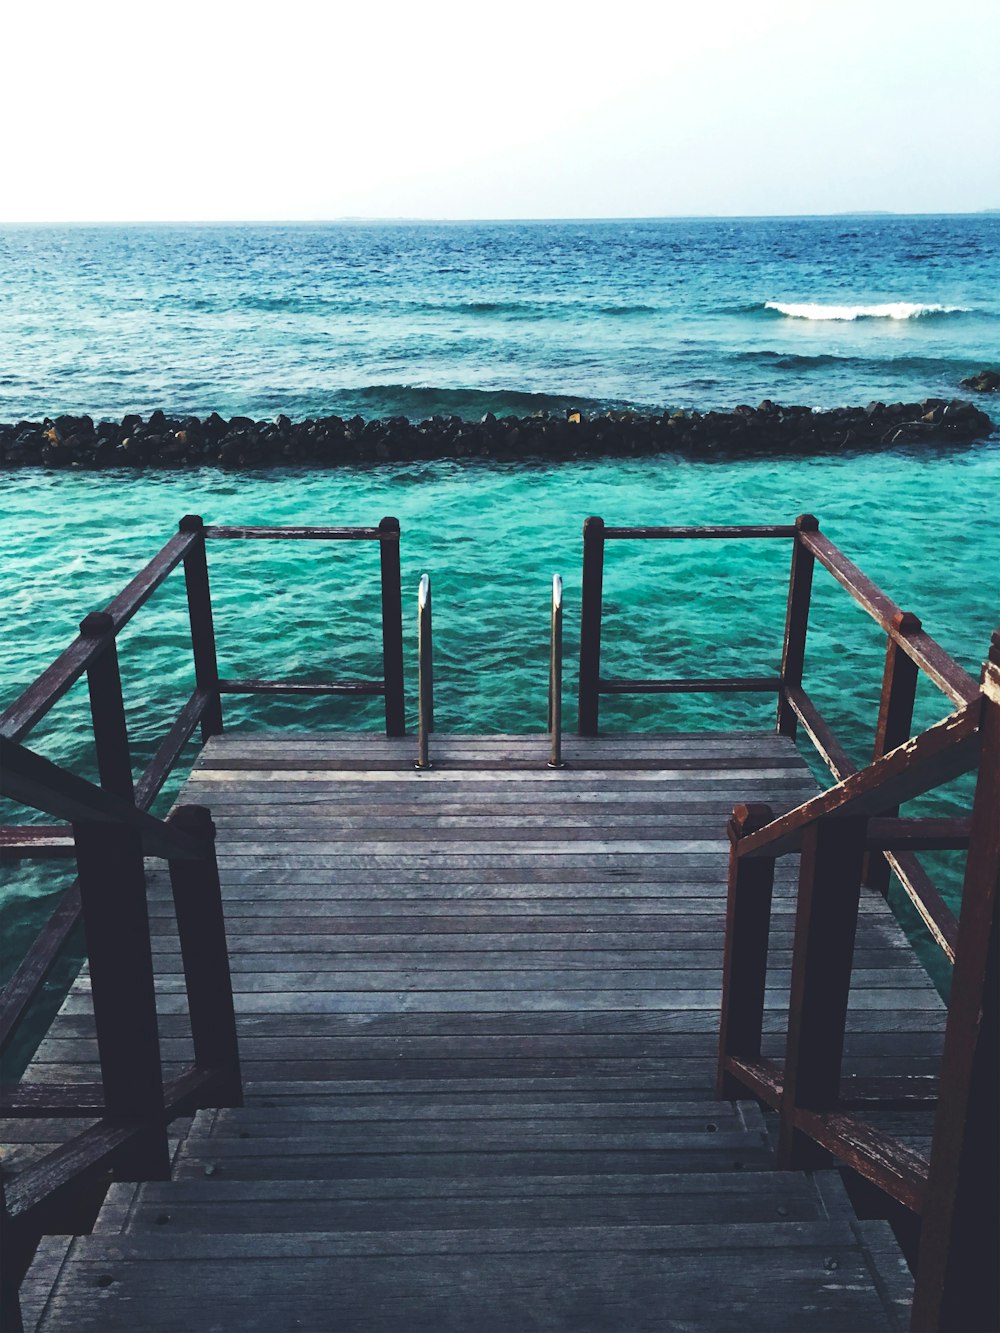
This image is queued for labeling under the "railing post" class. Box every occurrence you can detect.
[548,575,564,768]
[1,1174,25,1333]
[80,612,134,799]
[911,632,1000,1333]
[578,515,605,735]
[72,819,170,1180]
[716,803,776,1097]
[416,574,433,769]
[777,813,868,1169]
[776,514,818,736]
[166,805,242,1107]
[378,516,405,737]
[864,610,920,895]
[77,610,169,1176]
[179,515,224,740]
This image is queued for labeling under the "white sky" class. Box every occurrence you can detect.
[1,0,998,221]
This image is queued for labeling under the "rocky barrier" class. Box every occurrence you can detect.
[0,398,995,469]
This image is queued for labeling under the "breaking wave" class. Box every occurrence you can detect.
[762,301,973,321]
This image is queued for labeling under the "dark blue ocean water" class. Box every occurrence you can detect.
[0,215,997,421]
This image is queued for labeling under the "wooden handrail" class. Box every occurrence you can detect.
[0,735,207,862]
[603,524,798,539]
[601,675,781,695]
[0,529,198,744]
[1,514,406,1069]
[720,638,1000,1332]
[204,524,387,540]
[217,678,384,696]
[799,530,980,706]
[0,827,75,860]
[736,702,981,860]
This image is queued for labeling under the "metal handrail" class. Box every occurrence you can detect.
[548,575,564,768]
[415,574,433,769]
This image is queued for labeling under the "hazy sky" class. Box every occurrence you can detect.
[2,0,998,221]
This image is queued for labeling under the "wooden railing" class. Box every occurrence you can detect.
[0,735,242,1326]
[717,634,998,1333]
[577,513,980,963]
[0,513,407,1320]
[202,517,404,734]
[0,514,405,1059]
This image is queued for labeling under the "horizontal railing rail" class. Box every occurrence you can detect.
[718,633,999,1333]
[577,511,979,964]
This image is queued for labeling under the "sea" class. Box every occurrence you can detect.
[1,214,998,1035]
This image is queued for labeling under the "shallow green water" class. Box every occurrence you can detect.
[2,446,998,1022]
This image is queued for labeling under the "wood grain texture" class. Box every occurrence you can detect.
[11,730,930,1331]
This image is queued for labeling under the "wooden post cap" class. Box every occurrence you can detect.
[727,802,775,843]
[168,804,216,839]
[79,611,114,637]
[891,610,922,634]
[583,516,605,538]
[178,515,204,532]
[795,514,820,531]
[377,516,400,534]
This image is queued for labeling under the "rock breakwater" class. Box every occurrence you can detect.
[0,399,994,470]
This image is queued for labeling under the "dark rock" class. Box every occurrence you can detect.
[960,369,1000,393]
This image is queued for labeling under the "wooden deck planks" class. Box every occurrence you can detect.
[12,731,938,1330]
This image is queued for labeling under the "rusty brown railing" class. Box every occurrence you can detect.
[577,513,980,963]
[717,633,998,1332]
[0,515,405,1057]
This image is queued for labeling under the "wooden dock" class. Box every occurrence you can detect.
[3,515,997,1332]
[13,731,938,1330]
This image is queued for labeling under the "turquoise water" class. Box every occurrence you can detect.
[3,446,997,1014]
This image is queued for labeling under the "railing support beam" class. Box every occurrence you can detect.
[717,803,775,1097]
[378,517,405,736]
[777,814,868,1169]
[72,821,170,1180]
[578,516,605,735]
[777,514,818,737]
[180,515,224,740]
[166,806,243,1108]
[865,611,920,895]
[911,640,1000,1333]
[80,613,135,800]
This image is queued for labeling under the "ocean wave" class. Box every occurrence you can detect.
[335,384,612,418]
[733,350,973,374]
[762,301,973,321]
[413,299,657,318]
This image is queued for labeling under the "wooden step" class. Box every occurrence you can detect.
[109,1168,853,1235]
[38,1220,912,1332]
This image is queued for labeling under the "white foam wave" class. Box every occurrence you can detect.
[764,301,971,322]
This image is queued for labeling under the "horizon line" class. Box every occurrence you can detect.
[1,209,999,227]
